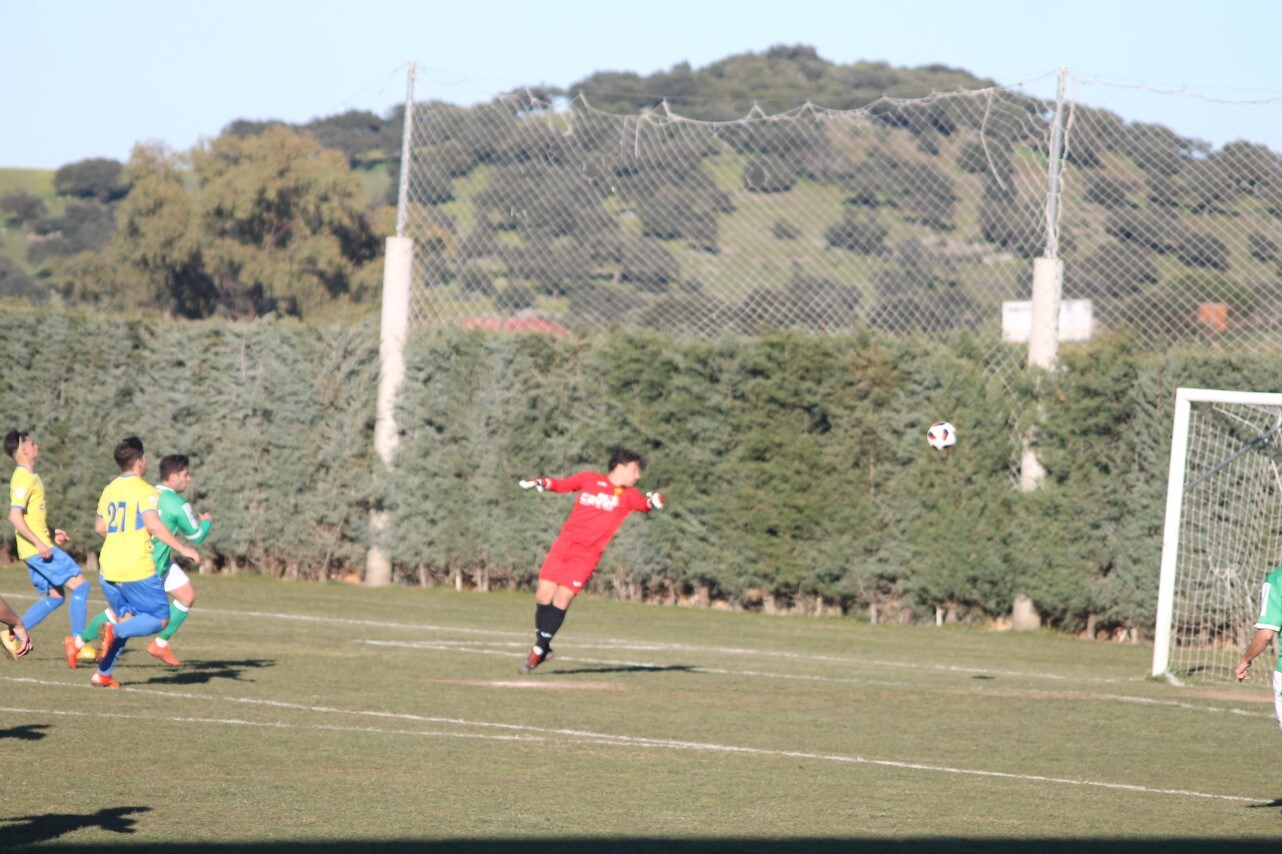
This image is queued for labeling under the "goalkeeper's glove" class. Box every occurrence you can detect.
[646,491,665,510]
[519,478,550,492]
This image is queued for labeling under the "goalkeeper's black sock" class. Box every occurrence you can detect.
[534,603,568,653]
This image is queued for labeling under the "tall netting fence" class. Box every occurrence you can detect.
[1049,76,1282,349]
[399,82,1055,377]
[396,70,1282,364]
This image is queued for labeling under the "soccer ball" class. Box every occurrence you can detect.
[926,421,957,451]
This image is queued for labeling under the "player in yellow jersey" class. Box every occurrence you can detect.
[88,437,200,688]
[5,430,93,657]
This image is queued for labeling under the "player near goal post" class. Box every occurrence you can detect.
[1235,569,1282,728]
[516,448,664,675]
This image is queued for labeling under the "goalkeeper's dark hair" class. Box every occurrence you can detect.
[608,447,645,471]
[113,436,145,471]
[3,429,28,460]
[159,454,190,481]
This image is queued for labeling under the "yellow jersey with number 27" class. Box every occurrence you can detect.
[97,475,160,582]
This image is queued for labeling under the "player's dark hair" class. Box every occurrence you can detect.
[608,447,645,472]
[3,430,27,460]
[159,454,190,481]
[113,436,145,471]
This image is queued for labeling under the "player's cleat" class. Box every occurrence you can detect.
[518,646,554,675]
[147,639,181,667]
[90,672,121,689]
[1,630,21,661]
[78,643,98,662]
[96,622,115,662]
[64,636,81,669]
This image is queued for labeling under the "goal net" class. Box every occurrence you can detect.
[1152,387,1282,684]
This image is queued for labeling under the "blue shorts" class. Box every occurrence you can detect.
[99,575,168,622]
[24,547,84,594]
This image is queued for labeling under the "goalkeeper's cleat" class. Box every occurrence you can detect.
[147,639,181,667]
[64,636,81,669]
[78,643,98,662]
[90,672,121,689]
[96,622,115,663]
[1,630,20,661]
[518,646,554,675]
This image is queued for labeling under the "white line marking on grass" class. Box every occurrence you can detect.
[0,682,1257,804]
[3,582,1262,710]
[0,589,1107,684]
[359,639,1276,718]
[0,705,548,742]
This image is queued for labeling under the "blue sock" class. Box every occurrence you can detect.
[114,614,164,640]
[98,614,165,676]
[22,595,63,630]
[68,584,89,635]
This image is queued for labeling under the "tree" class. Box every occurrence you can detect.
[304,110,387,165]
[0,257,44,304]
[824,209,887,254]
[1249,232,1278,263]
[0,191,46,226]
[26,201,116,265]
[98,129,382,319]
[1064,240,1158,300]
[52,158,128,202]
[1084,176,1136,209]
[1175,232,1230,271]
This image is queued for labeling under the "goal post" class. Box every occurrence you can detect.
[1152,387,1282,681]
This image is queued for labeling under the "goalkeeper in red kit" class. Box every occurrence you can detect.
[516,447,664,674]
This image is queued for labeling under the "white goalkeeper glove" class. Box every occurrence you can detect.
[646,491,665,510]
[519,478,550,492]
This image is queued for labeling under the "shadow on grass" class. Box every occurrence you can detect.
[14,837,1282,853]
[0,805,149,846]
[0,723,51,740]
[550,664,697,676]
[140,658,276,686]
[1247,798,1282,809]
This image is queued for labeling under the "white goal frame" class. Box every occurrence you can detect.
[1152,387,1282,679]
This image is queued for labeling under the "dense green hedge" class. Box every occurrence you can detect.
[0,312,378,578]
[3,310,1279,633]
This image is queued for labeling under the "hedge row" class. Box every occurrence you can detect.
[2,309,1277,633]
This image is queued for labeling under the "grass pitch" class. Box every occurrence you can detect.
[2,573,1280,852]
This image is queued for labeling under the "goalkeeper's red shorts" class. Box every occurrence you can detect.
[539,539,602,590]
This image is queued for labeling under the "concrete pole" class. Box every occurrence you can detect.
[366,62,416,588]
[365,236,413,586]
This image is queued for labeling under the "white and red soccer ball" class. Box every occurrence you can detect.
[927,421,957,451]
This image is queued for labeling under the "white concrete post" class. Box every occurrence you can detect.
[365,236,413,587]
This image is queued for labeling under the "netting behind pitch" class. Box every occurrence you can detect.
[399,85,1055,366]
[398,73,1282,361]
[1168,401,1282,684]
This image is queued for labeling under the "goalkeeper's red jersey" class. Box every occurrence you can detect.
[545,470,651,557]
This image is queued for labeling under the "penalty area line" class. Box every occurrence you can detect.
[0,676,1256,804]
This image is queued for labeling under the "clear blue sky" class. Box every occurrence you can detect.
[6,0,1282,169]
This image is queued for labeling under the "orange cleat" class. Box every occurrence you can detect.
[90,672,121,689]
[64,636,80,669]
[96,622,115,662]
[146,639,181,667]
[518,646,554,675]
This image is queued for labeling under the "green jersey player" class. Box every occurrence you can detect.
[146,454,212,665]
[1235,565,1282,729]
